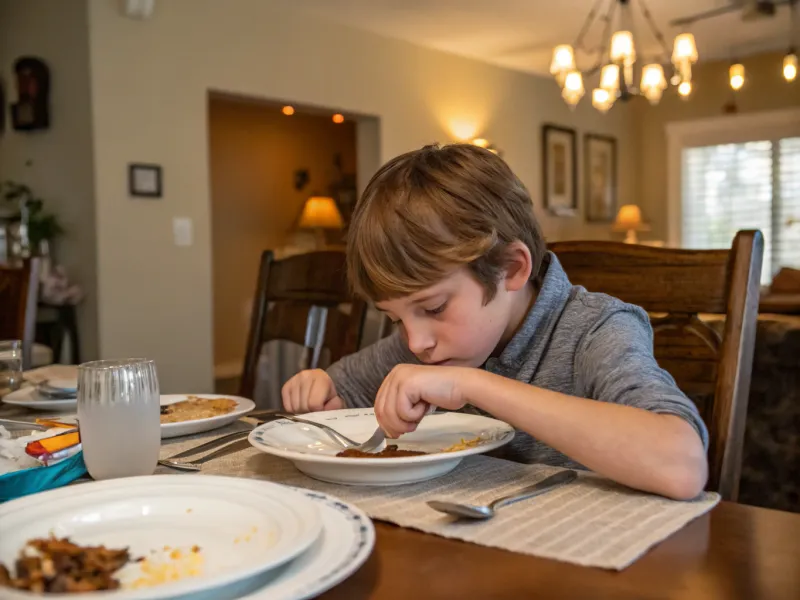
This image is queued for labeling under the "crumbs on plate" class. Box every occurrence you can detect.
[128,545,204,590]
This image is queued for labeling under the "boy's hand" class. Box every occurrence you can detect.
[281,369,344,414]
[375,364,468,438]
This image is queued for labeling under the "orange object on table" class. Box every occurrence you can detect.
[25,431,80,458]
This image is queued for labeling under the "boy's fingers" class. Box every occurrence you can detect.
[281,382,292,412]
[323,395,344,411]
[402,398,428,423]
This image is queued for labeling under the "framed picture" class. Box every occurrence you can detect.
[128,163,162,198]
[542,124,577,217]
[584,134,617,222]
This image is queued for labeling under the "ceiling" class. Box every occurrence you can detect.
[272,0,795,75]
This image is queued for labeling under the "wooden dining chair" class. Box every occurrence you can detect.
[239,250,368,400]
[549,230,764,502]
[0,259,41,370]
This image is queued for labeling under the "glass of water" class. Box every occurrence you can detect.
[77,358,160,480]
[0,340,23,397]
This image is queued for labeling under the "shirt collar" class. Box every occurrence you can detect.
[492,252,573,373]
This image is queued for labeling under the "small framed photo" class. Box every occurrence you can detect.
[584,134,617,222]
[542,124,577,217]
[128,163,162,198]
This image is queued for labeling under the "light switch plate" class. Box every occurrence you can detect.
[173,217,193,247]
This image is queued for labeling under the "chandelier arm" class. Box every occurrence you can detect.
[572,0,609,52]
[638,0,672,63]
[586,0,618,72]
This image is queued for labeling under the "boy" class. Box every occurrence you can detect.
[282,144,708,500]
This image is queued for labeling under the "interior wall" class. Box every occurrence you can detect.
[0,0,98,362]
[86,0,637,392]
[634,51,800,241]
[209,95,357,373]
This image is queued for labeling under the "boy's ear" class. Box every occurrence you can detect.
[503,241,533,292]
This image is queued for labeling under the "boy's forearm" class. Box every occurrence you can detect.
[460,370,708,500]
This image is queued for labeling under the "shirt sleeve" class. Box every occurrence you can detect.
[575,305,709,450]
[326,331,419,408]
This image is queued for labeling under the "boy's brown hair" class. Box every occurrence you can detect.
[347,143,546,303]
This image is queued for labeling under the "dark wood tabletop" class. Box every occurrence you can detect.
[320,501,800,600]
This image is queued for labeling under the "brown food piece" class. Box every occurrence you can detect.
[0,536,130,593]
[336,444,427,458]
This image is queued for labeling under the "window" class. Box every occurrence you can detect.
[681,137,800,283]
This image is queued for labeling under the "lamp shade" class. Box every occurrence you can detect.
[613,205,650,231]
[297,196,344,230]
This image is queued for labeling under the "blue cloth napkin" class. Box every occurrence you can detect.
[0,452,87,502]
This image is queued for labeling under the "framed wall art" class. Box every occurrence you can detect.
[584,133,617,222]
[542,124,578,217]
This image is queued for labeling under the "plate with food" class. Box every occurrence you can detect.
[1,387,77,412]
[0,475,322,599]
[160,394,255,439]
[248,408,516,486]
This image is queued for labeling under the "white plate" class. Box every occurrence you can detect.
[249,408,515,486]
[160,394,255,439]
[0,475,322,600]
[0,394,255,438]
[46,378,78,392]
[1,386,76,411]
[187,488,375,600]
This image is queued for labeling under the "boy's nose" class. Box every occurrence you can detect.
[405,326,435,356]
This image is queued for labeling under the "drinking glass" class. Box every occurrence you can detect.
[0,340,23,397]
[77,358,160,480]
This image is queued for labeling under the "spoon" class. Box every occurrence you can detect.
[427,470,578,520]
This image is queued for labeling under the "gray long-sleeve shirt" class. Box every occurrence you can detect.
[327,252,708,469]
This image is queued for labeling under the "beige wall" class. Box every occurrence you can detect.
[0,0,98,362]
[209,96,357,370]
[634,51,800,241]
[86,0,636,392]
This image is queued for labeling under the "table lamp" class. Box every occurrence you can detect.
[613,205,650,244]
[297,196,344,249]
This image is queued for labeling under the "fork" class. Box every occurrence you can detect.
[275,413,360,449]
[354,404,439,453]
[159,438,252,471]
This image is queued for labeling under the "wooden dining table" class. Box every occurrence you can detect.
[321,500,800,600]
[2,398,798,600]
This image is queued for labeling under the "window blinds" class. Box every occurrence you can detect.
[682,137,800,283]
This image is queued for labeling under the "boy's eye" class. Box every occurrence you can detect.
[425,302,448,316]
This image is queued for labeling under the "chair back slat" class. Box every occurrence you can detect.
[549,231,764,501]
[239,251,366,400]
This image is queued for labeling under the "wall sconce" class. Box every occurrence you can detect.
[471,138,502,156]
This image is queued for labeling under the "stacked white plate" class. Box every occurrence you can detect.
[0,475,374,600]
[2,379,78,411]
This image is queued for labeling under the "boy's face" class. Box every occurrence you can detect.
[375,268,516,368]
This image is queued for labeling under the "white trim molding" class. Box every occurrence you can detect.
[665,107,800,248]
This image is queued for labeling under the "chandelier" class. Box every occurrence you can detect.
[551,0,698,111]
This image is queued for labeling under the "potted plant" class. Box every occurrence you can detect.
[0,180,64,258]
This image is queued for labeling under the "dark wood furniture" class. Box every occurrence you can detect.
[36,302,80,365]
[321,501,800,600]
[239,250,367,400]
[549,231,764,502]
[0,259,41,369]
